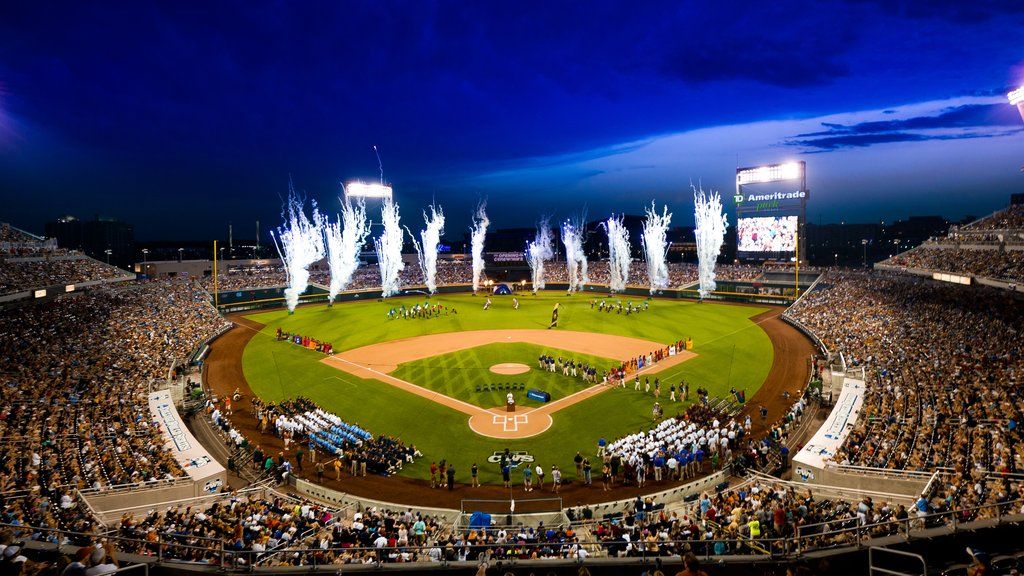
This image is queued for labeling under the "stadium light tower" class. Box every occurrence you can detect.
[1010,86,1024,171]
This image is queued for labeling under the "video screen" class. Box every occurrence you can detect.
[737,216,798,253]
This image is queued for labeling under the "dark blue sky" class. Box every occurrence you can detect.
[1,1,1023,240]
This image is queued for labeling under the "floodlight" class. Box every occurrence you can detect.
[735,162,804,185]
[345,182,393,200]
[1009,86,1024,106]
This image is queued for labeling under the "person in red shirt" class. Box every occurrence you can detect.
[774,505,787,534]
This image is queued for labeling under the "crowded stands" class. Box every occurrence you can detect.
[786,270,1024,508]
[0,256,131,295]
[881,204,1024,283]
[0,279,230,533]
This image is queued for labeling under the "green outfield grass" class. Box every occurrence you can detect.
[391,342,617,409]
[240,291,774,485]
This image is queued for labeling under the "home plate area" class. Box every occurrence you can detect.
[494,413,529,432]
[468,408,553,439]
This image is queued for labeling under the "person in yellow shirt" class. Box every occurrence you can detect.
[748,518,761,538]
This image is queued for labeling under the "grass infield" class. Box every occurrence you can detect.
[392,342,617,409]
[241,292,773,485]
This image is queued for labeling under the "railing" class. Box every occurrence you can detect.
[0,520,782,567]
[75,476,194,496]
[4,497,1022,570]
[823,464,936,481]
[794,497,1024,553]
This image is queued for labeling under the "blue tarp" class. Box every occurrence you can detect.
[469,511,492,528]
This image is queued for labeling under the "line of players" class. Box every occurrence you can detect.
[590,298,650,315]
[386,301,458,319]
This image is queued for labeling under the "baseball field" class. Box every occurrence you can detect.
[233,292,775,485]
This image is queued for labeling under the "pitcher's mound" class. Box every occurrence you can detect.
[490,363,530,375]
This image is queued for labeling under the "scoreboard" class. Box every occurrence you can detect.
[734,162,808,262]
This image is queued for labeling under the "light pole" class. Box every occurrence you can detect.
[142,248,149,262]
[861,239,869,268]
[834,253,838,267]
[104,249,112,264]
[178,247,184,263]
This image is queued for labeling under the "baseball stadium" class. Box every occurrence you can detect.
[4,7,1024,576]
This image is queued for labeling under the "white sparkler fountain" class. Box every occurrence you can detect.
[526,218,554,294]
[641,202,672,294]
[323,195,370,305]
[693,185,729,299]
[604,214,631,292]
[412,205,445,294]
[374,198,405,298]
[561,219,588,293]
[272,188,326,313]
[470,203,489,294]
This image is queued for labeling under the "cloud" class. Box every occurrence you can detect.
[786,103,1023,150]
[795,103,1020,137]
[788,130,1019,152]
[457,95,1024,225]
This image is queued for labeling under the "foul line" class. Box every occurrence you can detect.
[325,355,487,417]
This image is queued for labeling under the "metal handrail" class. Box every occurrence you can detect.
[795,497,1023,551]
[4,499,1022,571]
[75,476,193,496]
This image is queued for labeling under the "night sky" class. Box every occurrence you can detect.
[1,1,1023,240]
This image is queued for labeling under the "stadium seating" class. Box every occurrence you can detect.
[880,204,1024,283]
[785,270,1024,510]
[0,279,230,533]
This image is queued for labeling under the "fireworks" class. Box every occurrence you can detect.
[374,198,406,298]
[272,184,325,312]
[526,217,554,293]
[693,185,729,298]
[323,194,370,304]
[641,202,672,294]
[561,219,588,293]
[412,204,446,294]
[604,214,631,293]
[470,203,489,293]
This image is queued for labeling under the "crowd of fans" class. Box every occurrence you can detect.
[885,247,1024,283]
[0,224,130,295]
[785,270,1024,508]
[0,224,61,256]
[212,257,784,295]
[882,204,1024,282]
[213,260,482,293]
[112,490,451,566]
[0,279,231,534]
[0,256,131,295]
[544,261,764,288]
[962,204,1024,232]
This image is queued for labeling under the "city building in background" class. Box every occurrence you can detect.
[45,215,135,268]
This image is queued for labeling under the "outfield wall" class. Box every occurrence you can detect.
[215,278,814,314]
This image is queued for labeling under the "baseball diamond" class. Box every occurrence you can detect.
[204,291,813,505]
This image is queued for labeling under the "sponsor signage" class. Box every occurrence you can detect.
[527,389,551,402]
[487,450,535,464]
[148,390,225,483]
